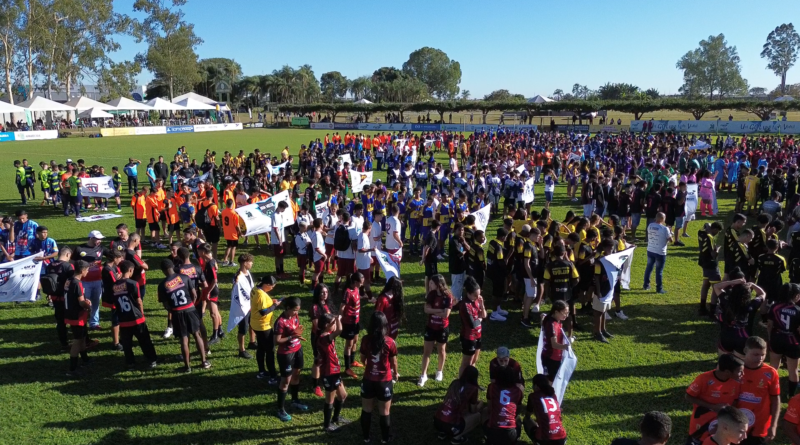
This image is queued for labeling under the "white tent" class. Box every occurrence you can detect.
[174,97,215,110]
[528,95,554,104]
[172,92,217,105]
[105,97,153,111]
[78,108,114,119]
[17,96,75,112]
[65,96,116,111]
[145,97,188,111]
[775,95,795,102]
[0,100,26,113]
[355,98,373,104]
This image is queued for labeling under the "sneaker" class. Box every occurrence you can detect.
[657,289,667,294]
[496,308,509,316]
[201,361,212,369]
[290,401,309,411]
[179,366,192,373]
[615,310,629,320]
[674,241,685,247]
[418,374,428,387]
[451,437,468,445]
[162,327,173,338]
[490,312,507,322]
[247,342,258,350]
[313,386,324,397]
[115,209,122,213]
[112,343,124,351]
[229,262,238,268]
[642,285,650,291]
[594,333,609,343]
[345,369,358,379]
[155,243,167,249]
[208,336,220,346]
[520,318,533,328]
[256,371,269,379]
[238,350,252,359]
[352,360,364,368]
[602,330,615,339]
[435,371,443,382]
[324,424,341,434]
[89,325,102,331]
[267,377,280,386]
[682,233,690,238]
[437,432,448,441]
[277,410,292,422]
[220,261,230,267]
[334,417,352,426]
[604,312,612,321]
[66,369,83,379]
[436,255,445,261]
[149,361,158,369]
[382,434,395,443]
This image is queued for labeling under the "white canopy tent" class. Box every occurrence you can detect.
[145,97,188,111]
[528,95,554,104]
[0,101,26,114]
[172,92,216,105]
[355,98,373,104]
[105,97,153,111]
[65,96,116,111]
[775,95,795,102]
[17,96,76,112]
[174,97,215,110]
[78,108,114,119]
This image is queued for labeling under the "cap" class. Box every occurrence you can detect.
[521,224,532,233]
[496,346,510,358]
[66,158,73,164]
[88,230,105,239]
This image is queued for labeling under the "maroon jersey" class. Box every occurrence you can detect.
[202,259,219,300]
[374,293,399,338]
[310,303,331,335]
[426,290,453,329]
[274,314,302,354]
[527,391,567,440]
[458,298,482,340]
[769,302,800,345]
[489,358,525,387]
[434,382,479,425]
[316,331,340,376]
[126,249,147,286]
[45,260,74,302]
[64,279,87,326]
[114,278,145,327]
[341,287,360,324]
[486,383,523,429]
[359,334,397,382]
[541,314,565,361]
[100,264,121,308]
[179,263,206,296]
[157,273,195,312]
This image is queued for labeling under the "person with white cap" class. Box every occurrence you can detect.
[76,230,109,330]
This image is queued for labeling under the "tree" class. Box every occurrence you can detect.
[483,89,525,102]
[402,47,461,99]
[371,67,405,84]
[761,23,800,95]
[768,83,800,98]
[749,87,767,97]
[320,71,349,101]
[552,89,564,100]
[196,57,242,97]
[597,82,640,100]
[571,84,591,99]
[0,3,20,104]
[134,0,202,99]
[676,34,748,100]
[460,90,470,100]
[349,76,372,101]
[96,60,141,102]
[644,88,661,99]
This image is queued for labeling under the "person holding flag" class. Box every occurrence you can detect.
[593,239,618,343]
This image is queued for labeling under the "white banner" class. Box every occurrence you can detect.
[374,250,401,281]
[0,253,43,302]
[522,178,535,204]
[14,130,58,141]
[536,326,577,404]
[685,183,698,222]
[568,153,582,163]
[469,204,491,243]
[186,172,209,192]
[235,190,294,236]
[394,139,408,148]
[620,249,634,290]
[350,170,373,194]
[226,272,253,332]
[80,175,117,198]
[337,154,352,171]
[76,214,124,222]
[192,123,243,132]
[134,126,167,135]
[598,247,635,303]
[315,202,329,221]
[270,162,288,176]
[310,122,334,130]
[516,165,526,174]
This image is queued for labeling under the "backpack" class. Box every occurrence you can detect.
[334,225,351,251]
[196,203,211,228]
[40,274,59,296]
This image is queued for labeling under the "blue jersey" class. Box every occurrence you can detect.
[30,237,58,265]
[422,205,435,227]
[409,198,424,219]
[14,220,38,257]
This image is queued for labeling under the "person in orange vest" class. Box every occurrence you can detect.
[223,182,237,209]
[221,199,241,267]
[165,189,183,245]
[131,187,148,239]
[145,187,165,248]
[153,179,168,237]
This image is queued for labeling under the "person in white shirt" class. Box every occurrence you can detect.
[295,222,312,285]
[643,212,672,294]
[385,204,403,255]
[323,205,339,274]
[333,212,358,296]
[310,218,327,289]
[271,201,289,278]
[357,219,376,300]
[351,203,365,236]
[296,205,313,228]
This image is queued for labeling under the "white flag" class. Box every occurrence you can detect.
[522,177,535,204]
[235,190,293,236]
[186,172,209,192]
[469,204,491,243]
[620,249,634,290]
[270,162,288,176]
[337,154,352,171]
[568,153,582,163]
[76,214,123,223]
[536,326,576,404]
[374,250,401,281]
[350,170,373,194]
[684,183,698,222]
[597,247,635,303]
[0,253,43,302]
[516,165,526,174]
[226,272,253,333]
[315,202,329,221]
[395,139,407,148]
[80,176,116,198]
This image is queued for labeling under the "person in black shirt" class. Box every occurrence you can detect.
[629,181,647,242]
[65,260,92,377]
[610,411,672,445]
[115,260,157,369]
[153,156,169,182]
[674,182,688,242]
[420,220,441,292]
[755,239,786,305]
[101,249,124,351]
[46,247,74,349]
[179,161,196,181]
[644,183,662,228]
[449,223,470,302]
[698,222,723,316]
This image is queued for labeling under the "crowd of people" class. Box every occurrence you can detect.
[10,127,800,444]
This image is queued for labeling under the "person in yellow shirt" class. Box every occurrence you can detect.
[221,199,241,267]
[251,275,280,383]
[281,146,290,161]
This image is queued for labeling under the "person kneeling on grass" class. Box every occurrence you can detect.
[523,374,567,445]
[433,365,486,444]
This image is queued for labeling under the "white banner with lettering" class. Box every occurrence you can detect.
[350,170,373,194]
[522,177,535,203]
[226,271,253,333]
[598,247,635,303]
[374,250,401,281]
[0,253,43,302]
[80,176,117,198]
[469,204,491,244]
[234,190,294,236]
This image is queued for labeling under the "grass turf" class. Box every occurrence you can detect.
[0,129,787,444]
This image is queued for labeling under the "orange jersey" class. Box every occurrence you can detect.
[686,370,741,439]
[223,188,235,208]
[155,188,166,203]
[372,137,380,149]
[166,197,181,225]
[784,394,800,438]
[737,364,780,437]
[145,195,161,223]
[131,194,146,219]
[221,208,240,240]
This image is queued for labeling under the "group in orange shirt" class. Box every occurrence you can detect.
[221,199,241,267]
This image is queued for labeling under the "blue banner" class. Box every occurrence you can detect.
[166,125,194,134]
[333,123,359,130]
[411,124,441,131]
[0,132,16,142]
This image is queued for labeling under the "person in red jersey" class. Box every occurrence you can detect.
[736,336,779,444]
[685,354,744,443]
[114,260,157,369]
[484,365,524,444]
[340,272,364,379]
[374,276,405,341]
[199,244,223,345]
[46,247,74,350]
[490,346,525,388]
[274,297,308,422]
[457,276,487,378]
[64,260,92,378]
[419,274,453,387]
[524,374,567,445]
[100,249,124,351]
[434,365,485,444]
[310,283,333,398]
[783,392,800,444]
[316,313,351,434]
[767,283,800,397]
[610,411,673,445]
[701,406,748,445]
[540,300,571,382]
[359,311,398,444]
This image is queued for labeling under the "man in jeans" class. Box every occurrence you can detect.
[643,212,672,294]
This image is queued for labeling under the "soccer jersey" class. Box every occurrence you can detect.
[341,287,360,324]
[435,383,479,425]
[486,383,523,429]
[374,294,399,337]
[426,290,452,329]
[359,334,397,382]
[114,278,145,327]
[316,332,340,376]
[157,274,195,312]
[274,314,302,354]
[686,370,741,438]
[527,391,567,441]
[458,298,482,340]
[64,278,87,326]
[737,364,780,438]
[541,314,564,361]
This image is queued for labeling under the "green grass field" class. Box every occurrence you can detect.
[0,129,786,445]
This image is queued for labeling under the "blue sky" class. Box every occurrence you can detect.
[113,0,800,97]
